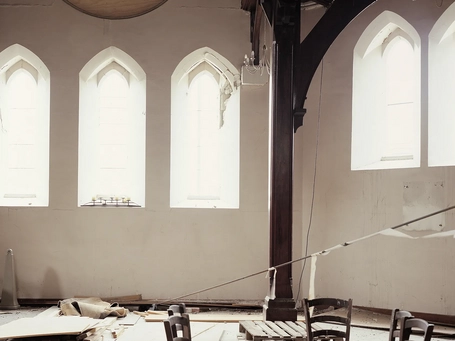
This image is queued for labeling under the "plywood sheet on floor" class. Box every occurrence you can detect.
[0,316,99,339]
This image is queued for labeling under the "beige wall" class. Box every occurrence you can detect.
[0,0,273,301]
[298,0,455,315]
[1,0,454,316]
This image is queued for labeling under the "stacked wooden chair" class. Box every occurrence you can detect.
[303,298,353,341]
[163,303,192,341]
[389,309,434,341]
[400,317,434,341]
[389,309,414,341]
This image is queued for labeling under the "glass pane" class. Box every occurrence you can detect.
[384,38,415,157]
[5,70,38,195]
[187,72,220,197]
[97,71,129,196]
[386,38,414,104]
[384,102,414,156]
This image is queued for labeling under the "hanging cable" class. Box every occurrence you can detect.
[294,59,324,308]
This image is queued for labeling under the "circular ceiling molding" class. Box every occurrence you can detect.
[63,0,168,20]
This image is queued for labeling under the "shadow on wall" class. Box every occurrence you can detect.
[41,267,62,299]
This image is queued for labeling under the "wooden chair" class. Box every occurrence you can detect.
[164,313,192,341]
[303,298,352,341]
[388,309,413,341]
[167,303,186,316]
[399,317,434,341]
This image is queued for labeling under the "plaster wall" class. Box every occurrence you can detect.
[1,0,452,317]
[298,0,455,315]
[0,0,276,301]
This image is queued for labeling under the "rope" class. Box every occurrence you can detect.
[157,205,455,305]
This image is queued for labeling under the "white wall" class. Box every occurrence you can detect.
[1,0,454,317]
[0,0,272,301]
[298,0,455,315]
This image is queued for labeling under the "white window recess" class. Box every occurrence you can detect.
[0,44,50,206]
[170,47,240,209]
[351,11,421,171]
[78,46,146,207]
[428,2,455,167]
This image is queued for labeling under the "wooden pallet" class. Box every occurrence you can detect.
[239,320,307,341]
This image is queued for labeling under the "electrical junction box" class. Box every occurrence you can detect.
[241,65,269,86]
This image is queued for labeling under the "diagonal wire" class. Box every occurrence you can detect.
[157,205,455,306]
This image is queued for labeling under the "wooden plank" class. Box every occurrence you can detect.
[145,313,263,323]
[83,317,117,341]
[275,321,302,338]
[264,321,291,337]
[284,321,307,336]
[239,321,268,336]
[255,321,281,338]
[74,294,142,303]
[239,320,268,341]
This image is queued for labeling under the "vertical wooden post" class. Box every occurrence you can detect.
[263,0,300,322]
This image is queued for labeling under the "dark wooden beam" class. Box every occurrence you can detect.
[263,0,300,321]
[262,0,274,25]
[293,0,376,131]
[252,0,264,65]
[311,0,333,7]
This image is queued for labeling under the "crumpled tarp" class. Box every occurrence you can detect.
[58,297,129,319]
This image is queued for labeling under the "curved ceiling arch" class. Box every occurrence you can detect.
[63,0,168,20]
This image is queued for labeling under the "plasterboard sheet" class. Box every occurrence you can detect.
[0,316,98,339]
[402,181,445,231]
[118,313,141,325]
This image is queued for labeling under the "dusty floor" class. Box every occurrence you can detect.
[0,306,47,326]
[0,306,453,341]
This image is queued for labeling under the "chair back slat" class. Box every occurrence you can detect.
[399,317,434,341]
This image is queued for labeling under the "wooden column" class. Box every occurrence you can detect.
[263,0,300,322]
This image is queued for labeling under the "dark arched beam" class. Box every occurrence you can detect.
[293,0,377,132]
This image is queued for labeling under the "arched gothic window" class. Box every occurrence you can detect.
[170,48,240,208]
[0,44,50,206]
[428,2,455,166]
[78,47,146,207]
[352,11,421,170]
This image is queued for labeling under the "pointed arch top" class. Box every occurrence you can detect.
[0,44,49,81]
[430,2,455,43]
[355,11,420,59]
[80,46,145,82]
[172,47,240,91]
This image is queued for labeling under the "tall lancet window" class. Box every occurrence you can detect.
[428,1,455,166]
[0,44,50,206]
[187,72,221,199]
[170,47,240,208]
[352,11,420,170]
[78,47,146,207]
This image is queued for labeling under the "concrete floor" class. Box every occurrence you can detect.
[0,307,453,341]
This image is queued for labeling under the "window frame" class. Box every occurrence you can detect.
[0,44,50,207]
[351,11,421,171]
[78,46,146,207]
[170,47,240,209]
